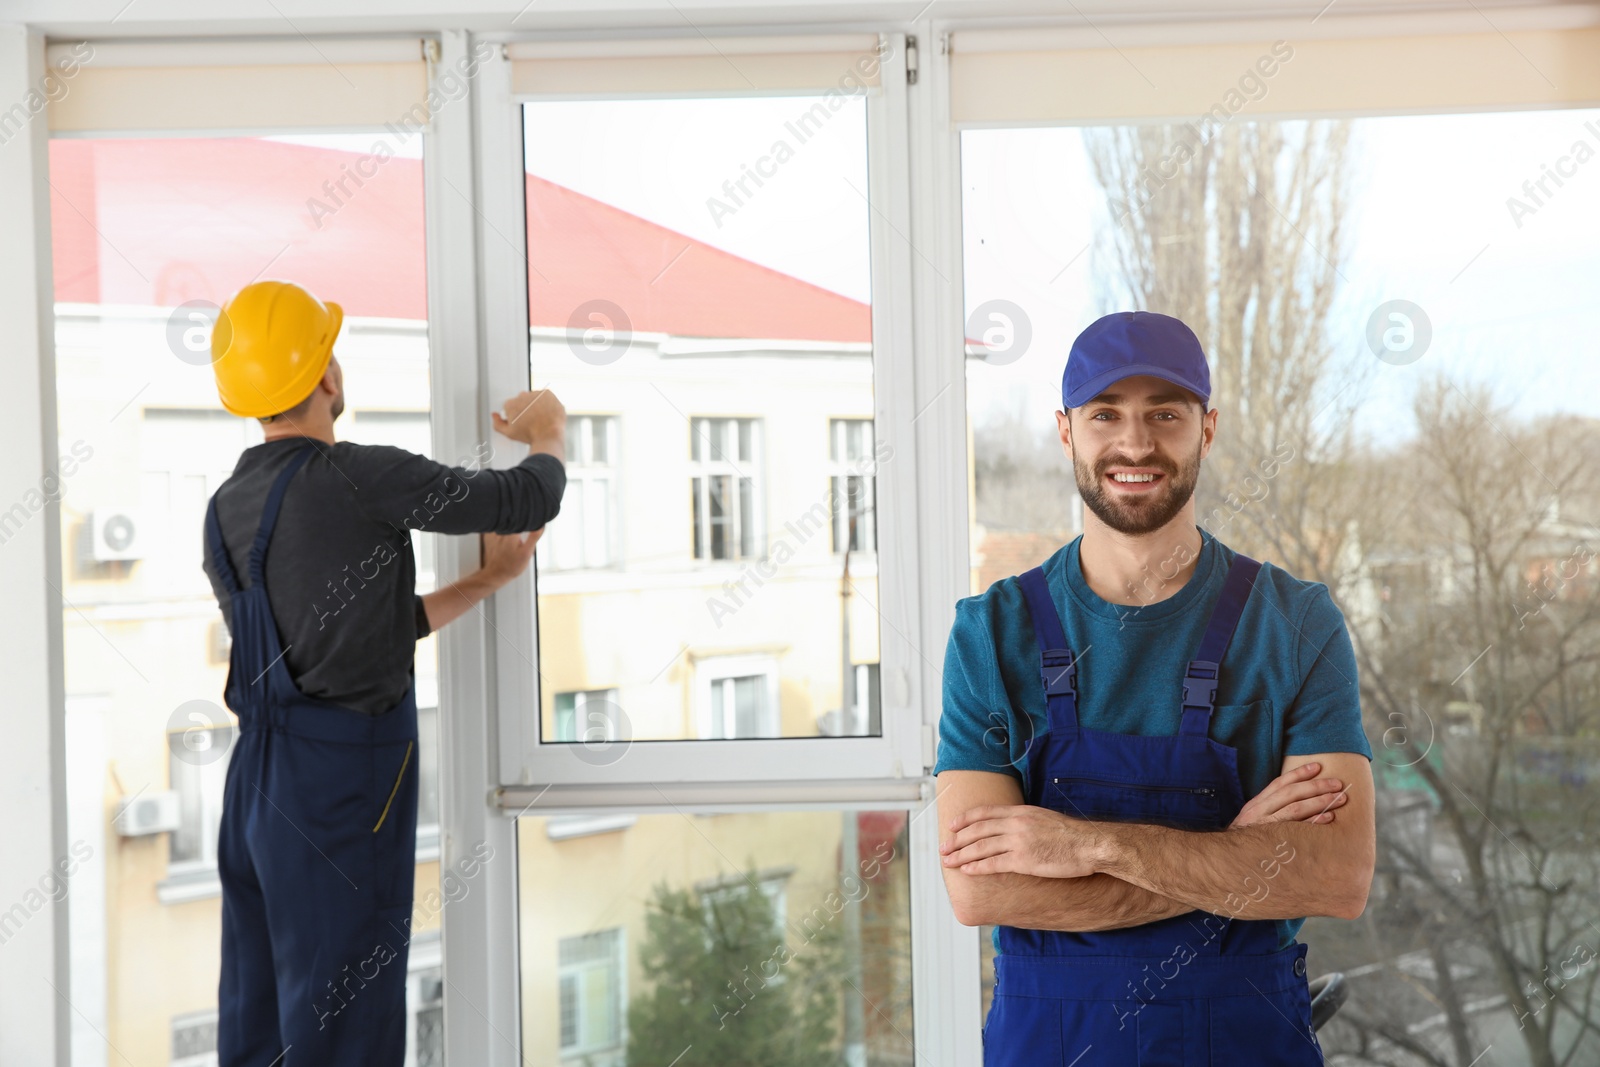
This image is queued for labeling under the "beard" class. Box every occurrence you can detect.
[1073,436,1203,535]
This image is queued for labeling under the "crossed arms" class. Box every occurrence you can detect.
[935,752,1376,931]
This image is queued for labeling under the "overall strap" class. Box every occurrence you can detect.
[1017,566,1079,736]
[1180,553,1263,737]
[246,443,317,586]
[204,495,241,596]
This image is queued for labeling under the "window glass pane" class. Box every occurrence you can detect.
[518,811,913,1064]
[869,478,879,553]
[567,415,585,462]
[539,415,619,573]
[554,692,577,742]
[524,94,880,742]
[839,476,852,551]
[828,419,879,558]
[848,475,863,550]
[710,679,727,739]
[51,134,440,1064]
[558,973,579,1049]
[739,475,756,558]
[710,475,730,560]
[691,477,704,559]
[862,663,881,735]
[962,109,1600,1057]
[733,674,764,738]
[588,478,611,568]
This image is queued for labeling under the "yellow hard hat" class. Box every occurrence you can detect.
[210,280,343,418]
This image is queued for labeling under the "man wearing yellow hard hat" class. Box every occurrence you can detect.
[201,280,566,1065]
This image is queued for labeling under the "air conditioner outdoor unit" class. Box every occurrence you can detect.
[114,790,181,837]
[89,510,143,562]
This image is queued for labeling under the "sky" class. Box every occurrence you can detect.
[522,96,872,305]
[510,98,1600,450]
[278,101,1600,449]
[961,108,1600,449]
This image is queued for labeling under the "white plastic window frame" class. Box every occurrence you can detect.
[904,11,1600,1065]
[477,33,927,795]
[31,43,483,1049]
[22,12,1594,1067]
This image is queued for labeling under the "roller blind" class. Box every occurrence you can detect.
[508,34,883,96]
[950,14,1600,126]
[46,38,432,133]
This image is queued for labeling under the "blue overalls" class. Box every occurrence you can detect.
[205,442,419,1066]
[983,555,1323,1065]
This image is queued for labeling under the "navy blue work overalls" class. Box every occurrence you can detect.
[984,554,1323,1065]
[205,442,419,1066]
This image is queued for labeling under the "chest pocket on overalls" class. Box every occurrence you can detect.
[1046,775,1222,830]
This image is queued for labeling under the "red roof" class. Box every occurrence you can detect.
[976,529,1074,593]
[525,174,870,342]
[48,137,870,343]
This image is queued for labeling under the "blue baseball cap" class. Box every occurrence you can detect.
[1062,311,1210,410]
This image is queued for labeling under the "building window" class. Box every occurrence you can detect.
[699,868,792,943]
[411,965,444,1067]
[691,417,762,561]
[170,1009,217,1067]
[712,676,768,739]
[558,928,625,1063]
[546,813,639,841]
[816,662,880,737]
[168,725,234,872]
[829,418,877,554]
[695,655,780,739]
[552,688,621,743]
[543,415,619,570]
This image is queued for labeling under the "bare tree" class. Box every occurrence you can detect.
[1314,385,1600,1067]
[1084,121,1375,579]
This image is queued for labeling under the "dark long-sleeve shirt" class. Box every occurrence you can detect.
[203,436,565,714]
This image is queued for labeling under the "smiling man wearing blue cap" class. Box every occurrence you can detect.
[934,311,1375,1064]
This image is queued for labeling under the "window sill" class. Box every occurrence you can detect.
[157,867,221,905]
[560,1047,624,1067]
[546,813,638,841]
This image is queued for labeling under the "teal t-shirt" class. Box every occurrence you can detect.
[935,525,1372,949]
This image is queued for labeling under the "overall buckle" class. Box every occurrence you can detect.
[1040,648,1077,699]
[1182,659,1219,712]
